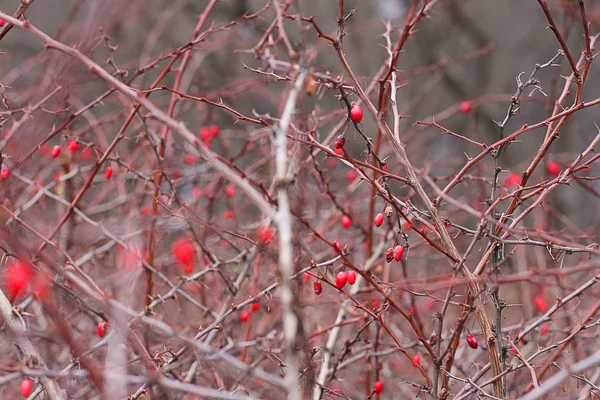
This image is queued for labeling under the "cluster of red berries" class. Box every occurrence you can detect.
[240,302,261,323]
[335,270,357,289]
[199,124,220,145]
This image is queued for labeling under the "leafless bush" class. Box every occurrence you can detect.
[1,1,600,399]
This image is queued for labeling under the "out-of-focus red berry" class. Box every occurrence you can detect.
[460,101,472,114]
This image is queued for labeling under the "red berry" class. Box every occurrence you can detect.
[350,103,363,122]
[184,153,195,165]
[4,260,32,300]
[534,295,548,312]
[225,185,236,198]
[97,321,107,337]
[546,161,561,176]
[466,333,478,349]
[0,19,4,27]
[51,145,61,158]
[335,271,348,289]
[67,140,80,152]
[334,135,345,149]
[346,170,356,183]
[460,101,472,114]
[373,381,384,394]
[504,172,520,189]
[341,215,352,228]
[251,303,260,313]
[81,147,93,160]
[20,379,32,397]
[104,166,113,180]
[141,206,150,216]
[393,245,404,261]
[0,167,9,179]
[335,148,344,155]
[223,209,234,220]
[540,323,550,336]
[40,145,50,156]
[413,354,421,366]
[313,280,322,295]
[209,125,219,137]
[240,310,250,322]
[172,238,196,265]
[347,270,356,285]
[374,213,384,227]
[303,272,312,282]
[332,240,342,252]
[200,127,211,143]
[258,226,274,244]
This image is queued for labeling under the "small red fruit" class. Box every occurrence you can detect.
[251,303,260,313]
[334,135,345,149]
[335,271,348,289]
[223,209,234,219]
[332,240,342,252]
[374,213,384,227]
[51,145,61,158]
[413,354,421,366]
[313,280,322,295]
[534,295,548,312]
[504,172,520,189]
[347,270,356,285]
[346,170,356,183]
[341,215,352,228]
[20,379,32,397]
[209,125,219,137]
[460,101,472,114]
[105,166,113,180]
[466,333,478,349]
[172,238,196,265]
[0,167,9,179]
[81,147,93,160]
[350,103,363,122]
[240,310,250,322]
[200,127,211,143]
[546,161,561,176]
[225,185,235,198]
[184,153,195,165]
[258,226,274,244]
[393,245,404,261]
[540,323,550,336]
[0,19,4,27]
[97,321,107,337]
[67,140,80,152]
[4,260,32,300]
[373,381,384,394]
